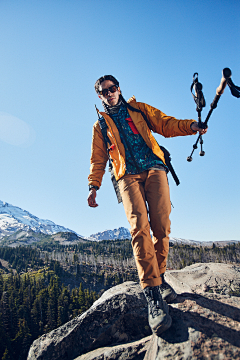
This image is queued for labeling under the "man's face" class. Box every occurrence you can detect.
[98,80,121,107]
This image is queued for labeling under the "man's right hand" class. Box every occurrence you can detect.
[191,122,208,135]
[87,189,98,207]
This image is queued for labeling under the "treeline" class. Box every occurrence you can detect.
[37,238,134,261]
[0,247,44,274]
[168,242,240,269]
[0,243,138,292]
[0,271,98,360]
[0,240,134,274]
[1,241,239,277]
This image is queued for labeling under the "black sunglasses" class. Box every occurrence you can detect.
[99,84,119,97]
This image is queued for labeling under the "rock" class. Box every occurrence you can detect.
[144,292,240,359]
[75,336,151,360]
[27,281,151,360]
[27,263,240,360]
[165,262,240,296]
[76,292,240,360]
[201,283,208,292]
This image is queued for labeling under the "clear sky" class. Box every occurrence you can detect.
[0,0,239,241]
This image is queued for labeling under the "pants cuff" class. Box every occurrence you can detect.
[140,277,162,289]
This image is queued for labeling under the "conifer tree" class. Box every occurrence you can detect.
[1,291,11,336]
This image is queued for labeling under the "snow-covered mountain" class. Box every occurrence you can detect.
[169,237,239,247]
[86,230,201,245]
[169,237,202,246]
[1,199,238,247]
[0,200,77,238]
[86,228,203,244]
[0,199,130,243]
[87,227,131,241]
[86,231,239,247]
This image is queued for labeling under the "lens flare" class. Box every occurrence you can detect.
[0,112,35,147]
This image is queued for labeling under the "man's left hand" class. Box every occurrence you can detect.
[191,122,208,135]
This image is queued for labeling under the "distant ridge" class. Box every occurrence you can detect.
[0,199,238,246]
[86,227,131,241]
[86,230,239,247]
[169,237,240,247]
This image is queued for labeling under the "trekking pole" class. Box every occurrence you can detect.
[187,68,240,162]
[187,73,206,161]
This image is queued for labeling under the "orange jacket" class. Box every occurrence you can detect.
[88,97,196,189]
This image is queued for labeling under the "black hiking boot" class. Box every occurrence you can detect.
[143,285,172,336]
[159,273,177,303]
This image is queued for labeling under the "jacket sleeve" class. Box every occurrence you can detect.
[137,102,197,138]
[88,122,109,189]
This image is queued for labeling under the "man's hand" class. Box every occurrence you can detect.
[191,122,208,135]
[87,188,98,207]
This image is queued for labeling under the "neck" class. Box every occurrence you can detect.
[102,97,123,115]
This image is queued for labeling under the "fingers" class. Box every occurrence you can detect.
[191,122,208,134]
[88,198,98,207]
[87,190,98,207]
[199,128,207,135]
[89,202,98,208]
[88,196,98,207]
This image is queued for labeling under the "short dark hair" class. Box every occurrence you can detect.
[94,75,119,94]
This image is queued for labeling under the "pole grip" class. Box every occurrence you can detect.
[216,68,231,95]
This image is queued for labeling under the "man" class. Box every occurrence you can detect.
[87,75,207,336]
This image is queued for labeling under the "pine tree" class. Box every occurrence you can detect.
[57,287,70,326]
[1,291,11,336]
[12,319,32,360]
[78,283,85,313]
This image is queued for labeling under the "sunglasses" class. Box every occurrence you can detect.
[99,84,119,97]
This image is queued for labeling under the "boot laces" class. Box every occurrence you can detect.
[148,288,164,318]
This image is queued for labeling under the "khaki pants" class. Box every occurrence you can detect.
[118,170,171,289]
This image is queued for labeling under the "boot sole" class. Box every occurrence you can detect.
[152,313,172,336]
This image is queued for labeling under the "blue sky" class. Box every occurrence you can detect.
[0,0,239,241]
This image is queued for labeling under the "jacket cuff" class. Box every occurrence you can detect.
[89,185,99,191]
[190,121,198,134]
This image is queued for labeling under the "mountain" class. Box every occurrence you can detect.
[169,237,240,247]
[0,199,238,246]
[87,227,131,241]
[85,230,239,247]
[169,237,202,246]
[0,200,78,239]
[0,200,131,246]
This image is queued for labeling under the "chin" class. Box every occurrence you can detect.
[109,101,117,106]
